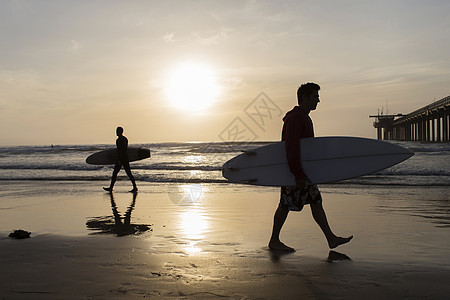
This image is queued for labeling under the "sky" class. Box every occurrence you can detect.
[1,0,449,146]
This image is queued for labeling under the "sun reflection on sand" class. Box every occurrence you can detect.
[168,175,210,255]
[180,210,208,238]
[179,209,209,255]
[175,182,209,255]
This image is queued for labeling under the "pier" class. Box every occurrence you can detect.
[370,95,450,142]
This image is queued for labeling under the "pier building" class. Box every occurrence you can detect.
[370,95,450,142]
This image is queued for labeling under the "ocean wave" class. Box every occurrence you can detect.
[0,142,273,155]
[0,164,222,172]
[0,141,448,188]
[0,145,108,156]
[400,143,450,153]
[186,144,267,154]
[0,174,447,187]
[1,162,446,176]
[0,176,227,184]
[2,141,448,156]
[134,164,221,171]
[376,169,450,177]
[0,164,105,171]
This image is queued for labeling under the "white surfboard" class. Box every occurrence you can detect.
[222,137,413,186]
[86,147,151,165]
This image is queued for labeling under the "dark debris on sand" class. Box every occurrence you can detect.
[9,229,31,239]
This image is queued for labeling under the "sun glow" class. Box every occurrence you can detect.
[165,62,220,111]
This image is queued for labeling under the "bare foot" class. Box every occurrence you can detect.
[103,187,113,192]
[328,235,353,249]
[268,240,295,252]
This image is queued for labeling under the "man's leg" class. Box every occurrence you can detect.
[310,202,352,249]
[123,162,138,192]
[104,162,121,192]
[269,205,294,251]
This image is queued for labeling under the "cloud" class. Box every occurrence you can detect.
[70,40,82,52]
[193,30,228,45]
[162,32,176,43]
[334,61,450,88]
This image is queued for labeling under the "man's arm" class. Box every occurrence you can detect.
[285,120,308,183]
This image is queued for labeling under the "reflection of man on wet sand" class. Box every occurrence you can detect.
[103,127,138,193]
[86,192,151,237]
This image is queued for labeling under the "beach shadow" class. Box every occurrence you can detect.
[326,250,352,263]
[86,192,152,237]
[268,248,352,263]
[266,247,296,262]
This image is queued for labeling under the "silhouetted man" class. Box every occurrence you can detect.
[103,127,138,193]
[269,83,352,252]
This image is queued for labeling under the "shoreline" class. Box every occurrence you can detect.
[1,181,449,298]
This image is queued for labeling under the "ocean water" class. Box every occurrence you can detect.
[0,141,448,187]
[0,140,448,187]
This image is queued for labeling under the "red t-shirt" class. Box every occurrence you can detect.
[281,106,314,181]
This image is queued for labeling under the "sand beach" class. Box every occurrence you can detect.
[1,180,449,299]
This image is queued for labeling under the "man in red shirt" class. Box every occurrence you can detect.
[269,83,352,252]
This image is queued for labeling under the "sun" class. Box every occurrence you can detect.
[165,62,220,111]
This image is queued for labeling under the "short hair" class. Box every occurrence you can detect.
[116,127,124,135]
[297,82,320,105]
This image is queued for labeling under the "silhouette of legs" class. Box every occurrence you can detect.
[269,202,352,251]
[269,206,295,251]
[103,160,138,192]
[310,202,353,249]
[104,162,121,192]
[122,161,138,192]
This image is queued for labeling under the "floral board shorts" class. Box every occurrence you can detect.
[279,181,322,211]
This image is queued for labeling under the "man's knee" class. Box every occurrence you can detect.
[124,166,134,177]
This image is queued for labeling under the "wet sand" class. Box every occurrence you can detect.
[1,181,449,299]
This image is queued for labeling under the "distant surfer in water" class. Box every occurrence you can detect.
[269,83,352,252]
[103,127,138,193]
